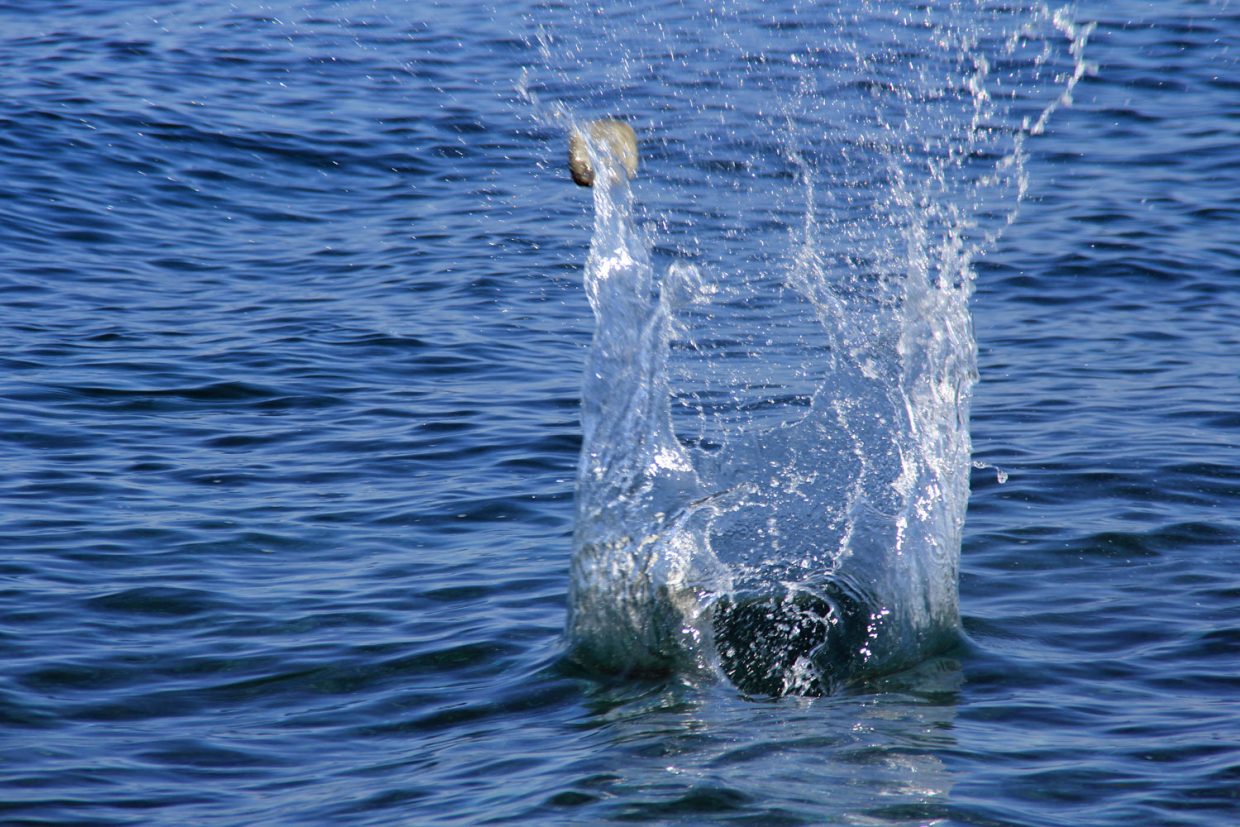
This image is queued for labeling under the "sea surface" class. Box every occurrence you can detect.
[1,1,1237,825]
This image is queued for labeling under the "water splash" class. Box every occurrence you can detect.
[525,2,1091,695]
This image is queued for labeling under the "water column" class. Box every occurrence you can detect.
[527,1,1092,695]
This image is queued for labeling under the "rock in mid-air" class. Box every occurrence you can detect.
[569,119,638,187]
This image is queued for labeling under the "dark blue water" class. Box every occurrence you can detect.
[1,1,1237,824]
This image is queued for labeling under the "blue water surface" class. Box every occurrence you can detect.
[1,1,1237,825]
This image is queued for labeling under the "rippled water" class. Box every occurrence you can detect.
[2,1,1237,825]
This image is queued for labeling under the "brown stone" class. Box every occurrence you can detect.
[568,119,638,187]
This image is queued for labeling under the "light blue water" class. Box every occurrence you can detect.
[1,1,1237,824]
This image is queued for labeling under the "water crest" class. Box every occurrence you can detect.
[523,2,1093,695]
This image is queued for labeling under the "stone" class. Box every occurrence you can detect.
[569,119,638,187]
